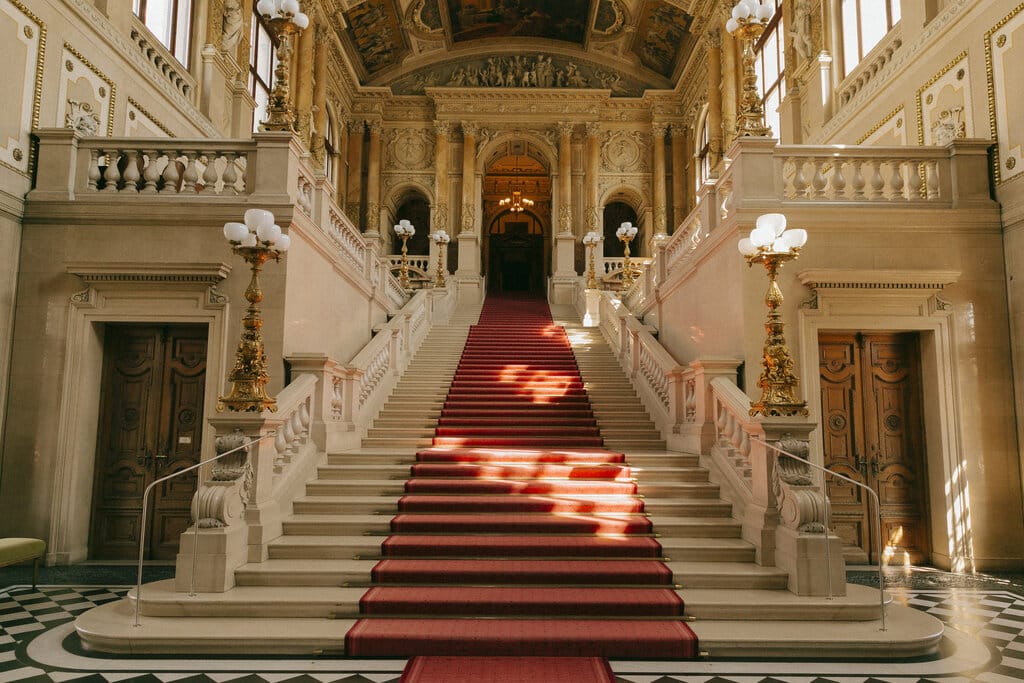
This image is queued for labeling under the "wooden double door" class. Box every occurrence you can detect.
[90,324,208,560]
[819,332,930,564]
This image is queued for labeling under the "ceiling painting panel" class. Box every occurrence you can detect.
[631,0,693,78]
[447,0,593,45]
[344,0,409,75]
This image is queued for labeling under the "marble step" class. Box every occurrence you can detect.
[289,495,734,518]
[130,580,884,621]
[75,594,944,657]
[303,478,721,499]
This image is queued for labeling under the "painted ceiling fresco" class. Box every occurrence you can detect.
[632,1,693,78]
[447,0,593,44]
[339,0,696,92]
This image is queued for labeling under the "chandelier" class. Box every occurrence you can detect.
[498,154,535,213]
[499,190,534,213]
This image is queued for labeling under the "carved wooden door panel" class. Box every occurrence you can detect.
[90,325,207,560]
[819,332,929,564]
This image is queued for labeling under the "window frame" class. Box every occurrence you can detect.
[249,9,278,132]
[754,0,785,140]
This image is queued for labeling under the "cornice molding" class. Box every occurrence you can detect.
[797,269,961,291]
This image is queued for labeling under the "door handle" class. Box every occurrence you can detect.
[870,458,880,477]
[136,453,151,468]
[153,452,168,469]
[855,454,868,479]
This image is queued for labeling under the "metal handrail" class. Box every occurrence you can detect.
[755,437,887,631]
[132,431,277,627]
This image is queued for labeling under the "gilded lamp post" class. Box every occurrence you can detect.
[218,209,291,412]
[583,230,601,289]
[738,213,808,417]
[394,219,415,290]
[432,229,450,287]
[616,221,639,290]
[726,0,775,137]
[255,0,310,133]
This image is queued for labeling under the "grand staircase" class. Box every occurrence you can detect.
[76,295,942,659]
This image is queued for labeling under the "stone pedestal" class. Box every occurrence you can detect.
[582,288,601,327]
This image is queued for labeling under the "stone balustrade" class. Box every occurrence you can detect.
[82,140,254,195]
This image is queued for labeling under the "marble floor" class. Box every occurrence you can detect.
[0,566,1022,682]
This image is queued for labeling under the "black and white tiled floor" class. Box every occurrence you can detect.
[0,571,1022,682]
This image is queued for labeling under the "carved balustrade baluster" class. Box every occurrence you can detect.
[161,152,181,193]
[907,159,924,199]
[828,159,847,199]
[181,151,199,194]
[222,152,239,196]
[850,160,866,199]
[102,151,122,192]
[810,158,827,198]
[87,149,101,191]
[889,159,905,200]
[926,159,940,199]
[122,150,141,193]
[200,152,218,193]
[791,158,808,199]
[868,159,885,199]
[141,150,161,193]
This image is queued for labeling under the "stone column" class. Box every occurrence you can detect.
[721,15,739,149]
[670,123,688,225]
[310,26,329,168]
[551,122,578,302]
[294,17,315,148]
[706,28,724,170]
[460,122,478,235]
[557,122,574,235]
[457,122,481,280]
[584,122,602,234]
[365,120,383,238]
[335,117,348,199]
[651,122,668,238]
[430,121,452,286]
[345,120,364,225]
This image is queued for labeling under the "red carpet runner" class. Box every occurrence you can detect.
[345,295,699,661]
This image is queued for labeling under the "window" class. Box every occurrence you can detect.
[249,10,277,132]
[755,0,785,139]
[133,0,193,67]
[324,113,337,179]
[841,0,901,75]
[696,110,711,191]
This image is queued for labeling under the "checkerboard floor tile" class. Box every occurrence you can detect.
[0,583,1022,682]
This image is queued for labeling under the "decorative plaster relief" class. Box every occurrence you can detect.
[986,2,1024,183]
[917,52,972,146]
[601,129,650,172]
[857,105,905,145]
[58,42,115,137]
[386,127,434,170]
[0,0,45,175]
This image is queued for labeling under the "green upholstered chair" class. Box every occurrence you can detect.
[0,538,45,589]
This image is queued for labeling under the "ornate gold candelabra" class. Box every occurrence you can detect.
[738,213,808,417]
[616,222,639,291]
[726,1,774,138]
[583,231,600,289]
[218,210,291,412]
[394,220,415,290]
[432,230,450,287]
[256,0,309,133]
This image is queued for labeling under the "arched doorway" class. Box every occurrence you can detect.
[482,141,551,295]
[602,201,640,257]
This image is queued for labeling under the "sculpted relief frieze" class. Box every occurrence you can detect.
[389,52,654,97]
